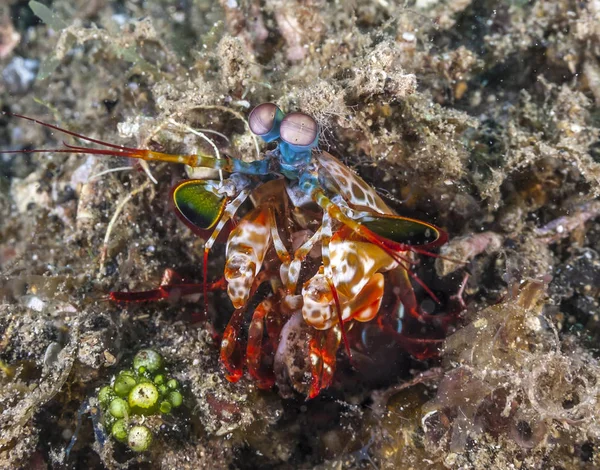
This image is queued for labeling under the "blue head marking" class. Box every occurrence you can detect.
[278,141,313,166]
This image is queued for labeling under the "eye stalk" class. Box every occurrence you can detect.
[279,112,319,150]
[248,103,285,142]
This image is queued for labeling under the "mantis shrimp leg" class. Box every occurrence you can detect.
[307,325,342,399]
[220,270,275,382]
[203,188,253,310]
[246,297,277,389]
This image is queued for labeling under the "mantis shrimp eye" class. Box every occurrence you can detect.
[280,112,319,148]
[249,103,284,142]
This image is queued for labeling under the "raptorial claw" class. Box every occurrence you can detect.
[224,207,271,309]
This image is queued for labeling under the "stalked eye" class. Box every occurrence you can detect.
[280,112,319,148]
[248,103,284,142]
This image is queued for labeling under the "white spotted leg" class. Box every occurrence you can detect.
[221,201,272,309]
[202,188,252,315]
[300,214,354,397]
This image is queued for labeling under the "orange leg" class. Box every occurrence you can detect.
[220,306,247,382]
[246,298,276,389]
[308,325,341,399]
[219,270,275,383]
[110,269,226,302]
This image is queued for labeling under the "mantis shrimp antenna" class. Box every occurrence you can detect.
[0,112,272,176]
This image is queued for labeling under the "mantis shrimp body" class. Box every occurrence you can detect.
[1,104,451,398]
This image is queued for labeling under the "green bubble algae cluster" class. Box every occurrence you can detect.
[97,349,183,452]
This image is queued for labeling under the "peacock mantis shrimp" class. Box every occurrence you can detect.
[2,104,451,398]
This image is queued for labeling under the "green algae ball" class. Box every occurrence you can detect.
[154,374,165,385]
[133,350,163,373]
[98,385,115,406]
[128,425,152,452]
[159,401,172,414]
[167,378,179,390]
[111,419,128,443]
[129,383,159,411]
[109,397,130,419]
[168,391,183,408]
[114,372,137,397]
